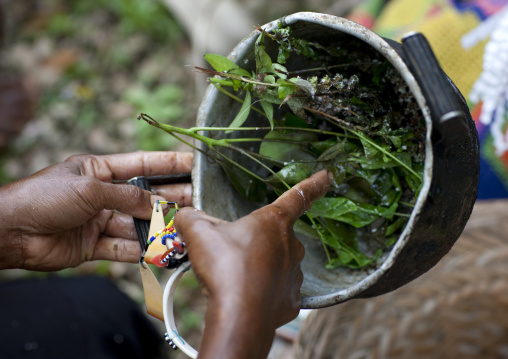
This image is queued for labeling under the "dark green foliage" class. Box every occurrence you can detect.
[174,26,426,269]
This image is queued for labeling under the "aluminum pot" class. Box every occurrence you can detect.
[191,12,479,308]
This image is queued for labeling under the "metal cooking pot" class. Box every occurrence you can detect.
[191,12,479,308]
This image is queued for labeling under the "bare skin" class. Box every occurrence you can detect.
[175,169,333,359]
[0,151,193,270]
[0,152,332,359]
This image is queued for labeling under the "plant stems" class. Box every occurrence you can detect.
[308,216,332,264]
[350,129,423,182]
[304,106,366,132]
[214,86,266,117]
[394,212,411,218]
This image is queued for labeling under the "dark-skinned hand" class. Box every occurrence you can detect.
[174,169,333,359]
[0,151,192,271]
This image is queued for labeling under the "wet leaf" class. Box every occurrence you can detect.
[267,162,314,186]
[308,197,358,220]
[357,201,398,221]
[294,219,319,238]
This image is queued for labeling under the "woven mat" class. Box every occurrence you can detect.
[294,200,508,359]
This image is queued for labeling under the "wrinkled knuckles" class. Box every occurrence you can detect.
[64,153,90,163]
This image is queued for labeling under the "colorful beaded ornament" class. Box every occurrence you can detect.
[145,201,188,268]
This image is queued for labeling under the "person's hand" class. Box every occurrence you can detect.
[174,169,333,359]
[0,151,192,271]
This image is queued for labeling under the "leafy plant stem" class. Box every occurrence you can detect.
[211,147,267,183]
[214,85,266,117]
[228,146,292,190]
[139,113,228,149]
[165,131,207,155]
[318,217,364,265]
[202,69,279,88]
[140,113,292,188]
[191,126,350,138]
[307,215,332,264]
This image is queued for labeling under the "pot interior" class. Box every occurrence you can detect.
[193,14,430,306]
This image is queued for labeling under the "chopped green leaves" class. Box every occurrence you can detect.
[175,24,426,270]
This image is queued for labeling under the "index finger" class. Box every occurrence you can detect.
[73,151,193,181]
[270,169,333,221]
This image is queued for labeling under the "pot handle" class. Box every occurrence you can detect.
[401,32,468,146]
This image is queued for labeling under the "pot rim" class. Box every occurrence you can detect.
[193,12,435,308]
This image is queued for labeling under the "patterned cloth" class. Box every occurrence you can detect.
[348,0,508,199]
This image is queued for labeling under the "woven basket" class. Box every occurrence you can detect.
[293,200,508,359]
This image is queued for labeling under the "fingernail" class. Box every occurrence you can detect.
[327,170,334,184]
[150,195,168,210]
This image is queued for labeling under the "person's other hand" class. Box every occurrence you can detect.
[0,151,192,271]
[174,169,332,359]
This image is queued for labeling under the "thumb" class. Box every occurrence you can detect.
[174,207,226,240]
[87,180,162,219]
[270,169,333,222]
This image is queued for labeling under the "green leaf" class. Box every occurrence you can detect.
[386,217,407,236]
[277,47,291,64]
[294,219,319,238]
[264,75,276,84]
[255,38,273,74]
[316,140,346,161]
[309,197,380,228]
[259,130,317,162]
[220,159,268,203]
[227,91,251,132]
[289,77,315,97]
[355,168,381,185]
[229,68,251,78]
[210,78,235,87]
[267,162,315,186]
[311,138,338,154]
[259,100,274,129]
[204,54,239,72]
[355,151,412,170]
[334,211,379,228]
[359,137,385,160]
[308,197,358,219]
[277,79,295,100]
[256,90,281,105]
[357,201,398,221]
[271,63,288,79]
[388,135,402,150]
[278,114,311,128]
[285,97,307,119]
